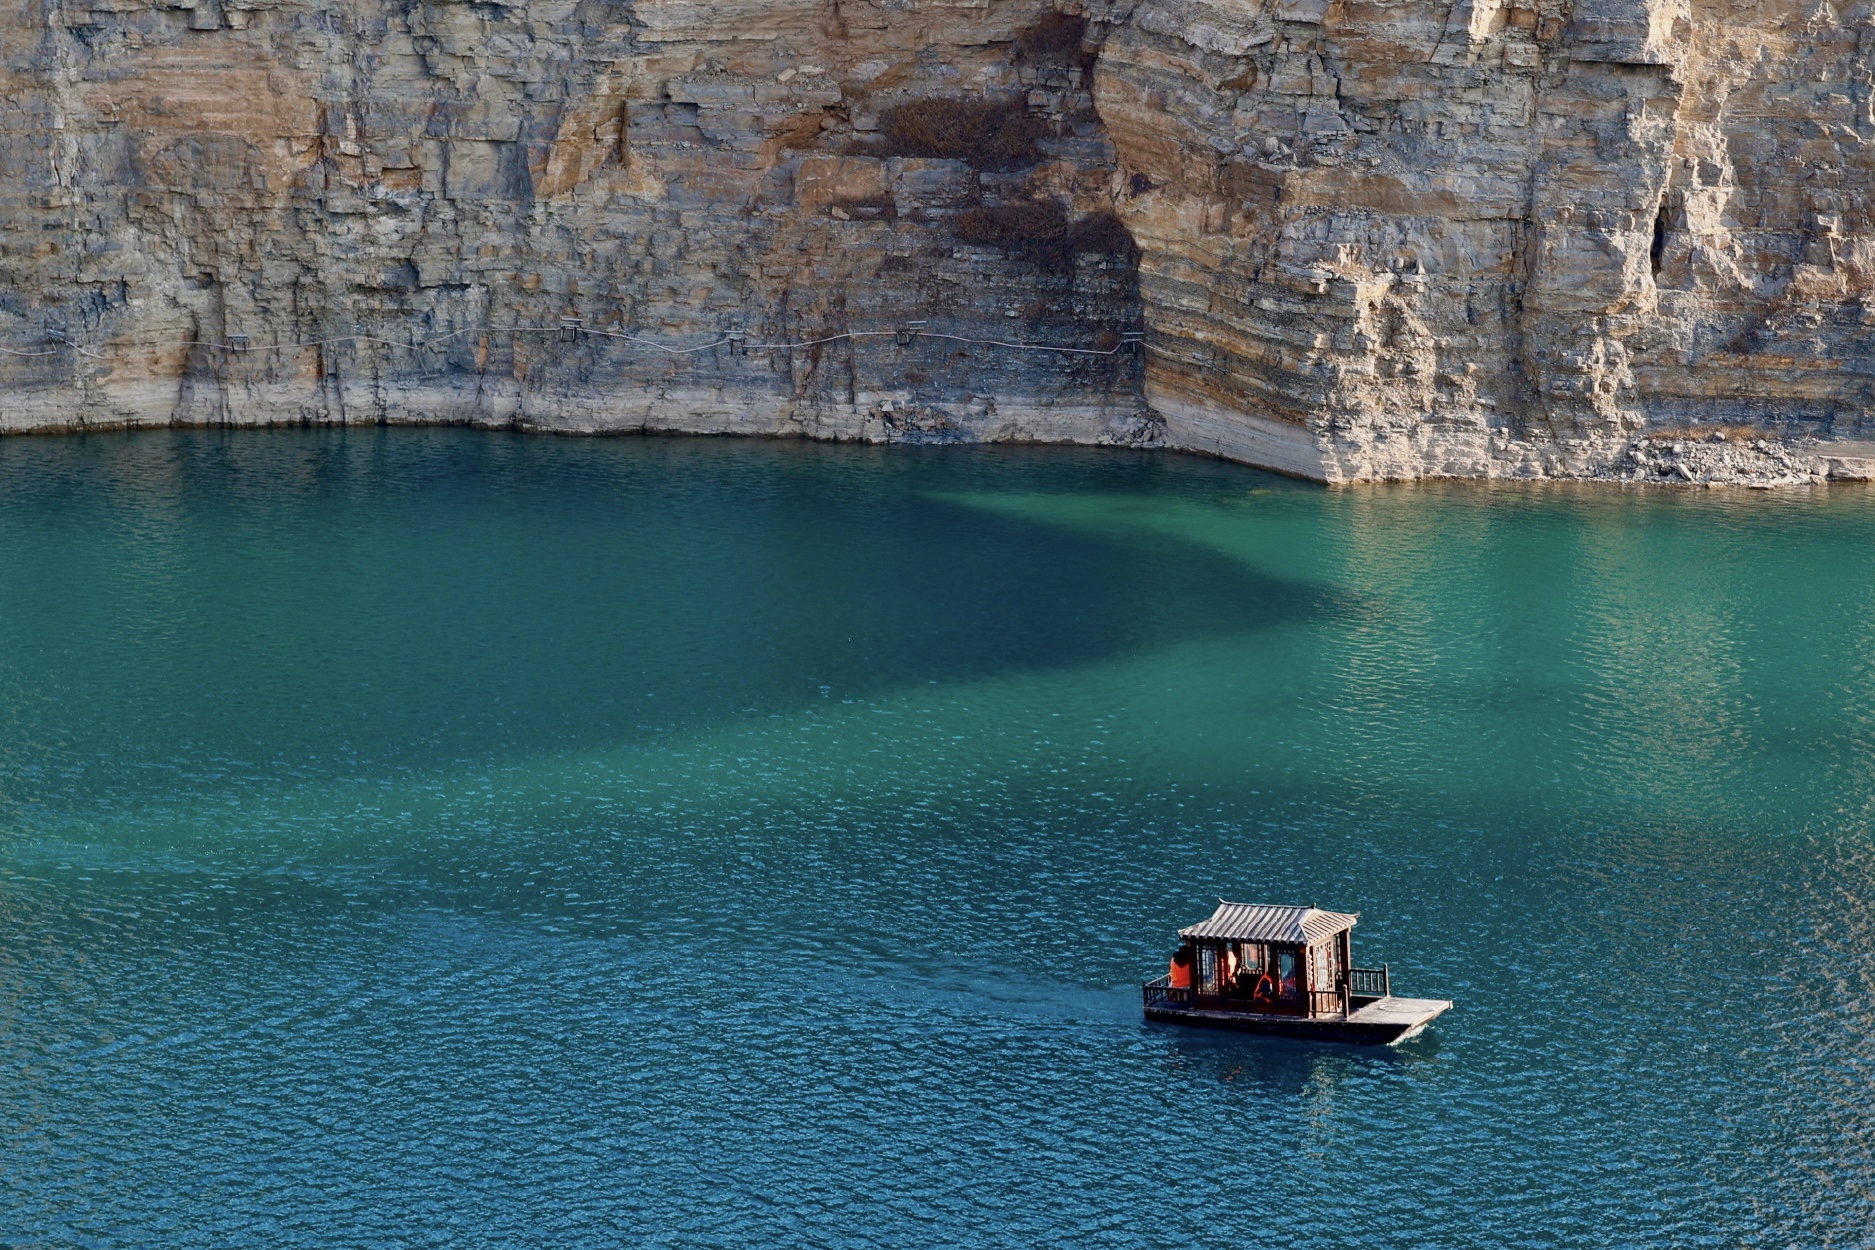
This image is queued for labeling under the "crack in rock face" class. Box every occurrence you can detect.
[3,0,1873,483]
[3,0,1146,448]
[1093,0,1875,481]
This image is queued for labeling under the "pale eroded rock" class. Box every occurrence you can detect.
[5,0,1875,484]
[1095,0,1875,482]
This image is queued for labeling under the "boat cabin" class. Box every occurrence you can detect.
[1143,900,1451,1045]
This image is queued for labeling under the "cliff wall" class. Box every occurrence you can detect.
[1,0,1150,446]
[1097,0,1875,481]
[5,0,1875,482]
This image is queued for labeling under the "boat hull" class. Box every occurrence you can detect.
[1144,995,1452,1046]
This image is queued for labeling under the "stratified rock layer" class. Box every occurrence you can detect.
[1,0,1149,447]
[1095,0,1875,481]
[5,0,1875,483]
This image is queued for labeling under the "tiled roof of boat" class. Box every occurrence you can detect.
[1178,901,1358,945]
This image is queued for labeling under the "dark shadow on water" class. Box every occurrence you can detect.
[0,428,1344,775]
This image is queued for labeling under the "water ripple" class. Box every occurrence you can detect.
[1,433,1873,1245]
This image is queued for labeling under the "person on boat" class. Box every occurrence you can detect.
[1167,947,1192,989]
[1251,970,1276,1003]
[1218,945,1238,994]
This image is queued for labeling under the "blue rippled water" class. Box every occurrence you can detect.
[3,430,1874,1247]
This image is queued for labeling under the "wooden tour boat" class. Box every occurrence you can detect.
[1143,901,1451,1045]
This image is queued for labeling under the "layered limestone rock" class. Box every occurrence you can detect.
[1094,0,1875,481]
[0,0,1148,445]
[5,0,1875,483]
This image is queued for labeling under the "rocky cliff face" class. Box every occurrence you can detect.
[1096,0,1875,481]
[1,0,1149,446]
[5,0,1875,482]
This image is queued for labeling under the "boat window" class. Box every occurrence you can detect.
[1238,942,1264,973]
[1276,949,1300,1002]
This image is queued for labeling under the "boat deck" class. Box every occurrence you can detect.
[1143,994,1452,1045]
[1344,996,1452,1041]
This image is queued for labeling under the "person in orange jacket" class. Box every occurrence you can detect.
[1167,946,1193,989]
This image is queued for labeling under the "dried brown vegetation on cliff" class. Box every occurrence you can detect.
[956,204,1140,274]
[873,97,1046,171]
[1014,12,1096,73]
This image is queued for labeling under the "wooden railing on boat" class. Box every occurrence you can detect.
[1348,965,1390,999]
[1148,966,1395,1019]
[1310,989,1344,1017]
[1142,975,1194,1011]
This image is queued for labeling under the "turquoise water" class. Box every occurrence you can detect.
[3,430,1874,1247]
